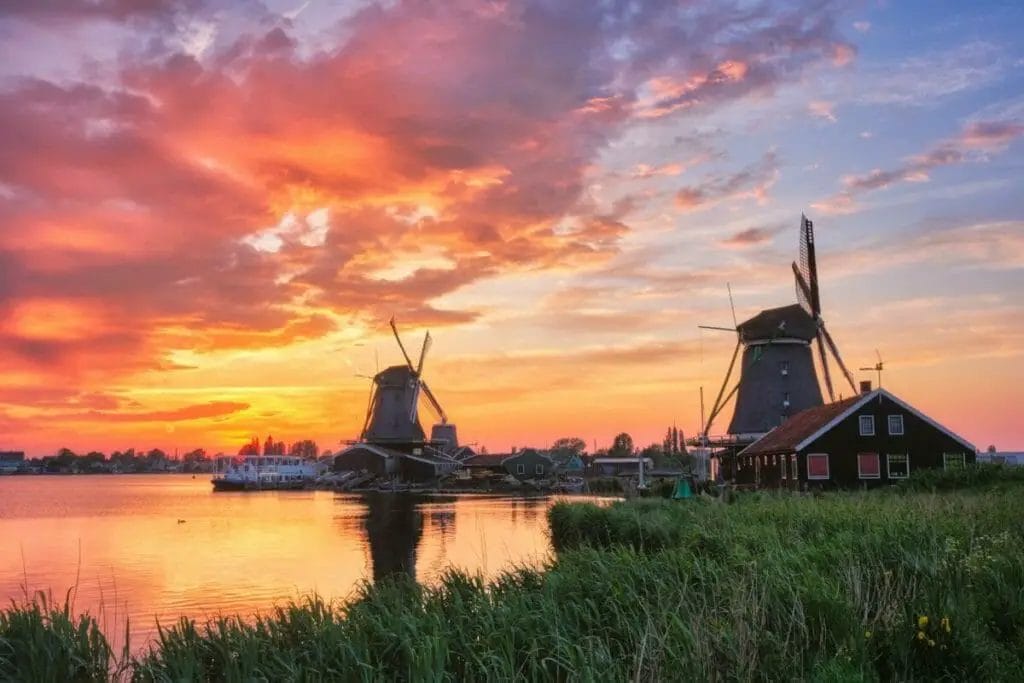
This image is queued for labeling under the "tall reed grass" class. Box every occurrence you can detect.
[3,475,1024,681]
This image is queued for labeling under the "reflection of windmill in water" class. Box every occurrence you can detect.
[700,215,858,450]
[362,492,423,583]
[334,318,471,482]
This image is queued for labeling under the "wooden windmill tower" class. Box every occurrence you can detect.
[360,318,459,452]
[702,215,857,440]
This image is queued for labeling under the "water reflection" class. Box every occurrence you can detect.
[361,493,423,581]
[359,493,465,582]
[0,476,606,650]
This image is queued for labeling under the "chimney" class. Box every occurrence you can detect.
[859,380,872,395]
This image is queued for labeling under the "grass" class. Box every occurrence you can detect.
[3,466,1024,681]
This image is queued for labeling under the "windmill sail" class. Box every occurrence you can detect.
[796,215,814,314]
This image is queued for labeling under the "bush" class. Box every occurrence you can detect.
[898,463,1024,492]
[0,592,113,682]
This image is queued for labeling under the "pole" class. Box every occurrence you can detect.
[699,386,706,445]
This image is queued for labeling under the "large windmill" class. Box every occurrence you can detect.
[702,215,857,440]
[360,317,459,452]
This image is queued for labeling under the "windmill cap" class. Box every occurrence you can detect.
[738,303,817,342]
[373,365,418,385]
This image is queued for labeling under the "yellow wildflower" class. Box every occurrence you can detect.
[917,631,926,641]
[918,615,929,629]
[864,630,872,639]
[941,616,951,633]
[928,639,936,647]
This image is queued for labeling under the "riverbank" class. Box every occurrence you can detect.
[3,470,1023,680]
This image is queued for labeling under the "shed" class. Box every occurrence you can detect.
[591,457,655,477]
[738,387,976,489]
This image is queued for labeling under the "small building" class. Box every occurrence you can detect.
[590,457,655,477]
[738,387,976,489]
[978,451,1024,467]
[503,449,557,480]
[549,452,585,473]
[0,451,25,474]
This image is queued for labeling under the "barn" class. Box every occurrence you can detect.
[332,444,460,482]
[737,386,975,489]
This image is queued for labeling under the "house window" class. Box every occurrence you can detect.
[858,453,880,479]
[535,464,544,475]
[807,453,829,480]
[779,361,789,376]
[780,456,787,479]
[859,415,875,436]
[516,464,525,475]
[887,454,910,479]
[943,453,966,470]
[790,455,798,480]
[888,415,904,436]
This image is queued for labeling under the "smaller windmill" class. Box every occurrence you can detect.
[360,318,458,452]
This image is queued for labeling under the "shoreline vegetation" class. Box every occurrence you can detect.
[3,466,1024,681]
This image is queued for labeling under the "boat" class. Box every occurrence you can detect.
[211,455,318,492]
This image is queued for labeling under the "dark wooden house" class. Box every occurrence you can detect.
[737,386,975,489]
[503,450,557,480]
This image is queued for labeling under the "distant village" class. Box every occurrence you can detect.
[0,427,691,482]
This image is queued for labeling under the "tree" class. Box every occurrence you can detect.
[81,451,107,472]
[608,432,635,457]
[289,440,318,459]
[551,437,586,458]
[640,443,663,459]
[239,437,260,456]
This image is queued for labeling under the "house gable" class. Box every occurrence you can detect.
[797,389,975,453]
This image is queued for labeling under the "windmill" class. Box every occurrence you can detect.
[700,214,857,441]
[360,317,458,452]
[860,350,885,388]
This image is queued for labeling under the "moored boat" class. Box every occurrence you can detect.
[211,455,317,492]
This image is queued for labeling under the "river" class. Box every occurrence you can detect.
[0,474,599,648]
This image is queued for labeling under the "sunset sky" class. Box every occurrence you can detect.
[1,0,1022,457]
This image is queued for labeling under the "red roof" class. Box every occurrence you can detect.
[741,394,863,456]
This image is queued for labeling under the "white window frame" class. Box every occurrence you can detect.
[806,453,830,480]
[790,455,798,481]
[516,464,525,475]
[943,453,966,470]
[534,464,543,475]
[859,415,875,436]
[780,455,787,479]
[887,414,904,436]
[857,452,881,479]
[886,453,910,479]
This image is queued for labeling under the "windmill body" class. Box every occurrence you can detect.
[727,304,824,436]
[362,365,428,443]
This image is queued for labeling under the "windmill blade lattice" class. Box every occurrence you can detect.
[821,326,858,395]
[816,330,835,402]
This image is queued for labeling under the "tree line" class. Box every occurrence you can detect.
[20,436,322,474]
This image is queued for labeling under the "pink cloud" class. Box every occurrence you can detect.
[814,117,1024,211]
